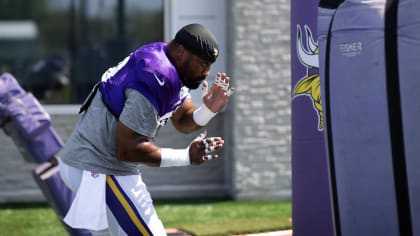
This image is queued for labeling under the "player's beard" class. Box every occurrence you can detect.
[179,64,206,89]
[181,76,205,89]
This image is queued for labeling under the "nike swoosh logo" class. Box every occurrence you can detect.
[153,73,165,86]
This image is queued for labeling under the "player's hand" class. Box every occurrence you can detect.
[188,130,224,165]
[201,73,235,113]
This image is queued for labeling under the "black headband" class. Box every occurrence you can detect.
[174,24,219,63]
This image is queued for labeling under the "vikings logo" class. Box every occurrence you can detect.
[293,24,323,131]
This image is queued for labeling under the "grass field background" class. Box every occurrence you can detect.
[0,199,291,236]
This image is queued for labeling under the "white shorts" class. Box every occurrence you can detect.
[59,160,167,236]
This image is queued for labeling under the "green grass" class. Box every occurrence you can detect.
[0,203,67,236]
[0,199,291,236]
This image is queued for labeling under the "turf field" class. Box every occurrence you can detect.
[0,199,291,236]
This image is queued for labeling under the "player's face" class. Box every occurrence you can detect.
[179,51,212,89]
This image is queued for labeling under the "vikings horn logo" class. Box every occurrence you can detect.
[293,24,323,131]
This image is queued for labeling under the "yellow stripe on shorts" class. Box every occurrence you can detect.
[106,175,151,236]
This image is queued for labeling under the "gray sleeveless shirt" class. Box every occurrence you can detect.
[59,89,161,175]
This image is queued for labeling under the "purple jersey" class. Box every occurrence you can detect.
[99,42,190,119]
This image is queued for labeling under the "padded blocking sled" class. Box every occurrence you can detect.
[0,72,91,236]
[0,73,62,164]
[318,0,420,235]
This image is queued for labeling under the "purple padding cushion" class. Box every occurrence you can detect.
[7,92,51,137]
[0,73,26,120]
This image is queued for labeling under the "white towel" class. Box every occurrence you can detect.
[64,170,108,230]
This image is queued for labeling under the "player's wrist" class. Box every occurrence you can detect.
[160,148,190,167]
[193,104,217,126]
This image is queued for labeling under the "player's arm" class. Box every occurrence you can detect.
[115,88,224,167]
[170,98,200,133]
[115,121,224,166]
[171,72,235,133]
[115,121,161,166]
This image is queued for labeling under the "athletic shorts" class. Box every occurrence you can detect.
[59,160,167,236]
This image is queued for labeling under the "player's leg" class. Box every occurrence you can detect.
[105,174,167,236]
[58,159,82,192]
[59,161,113,236]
